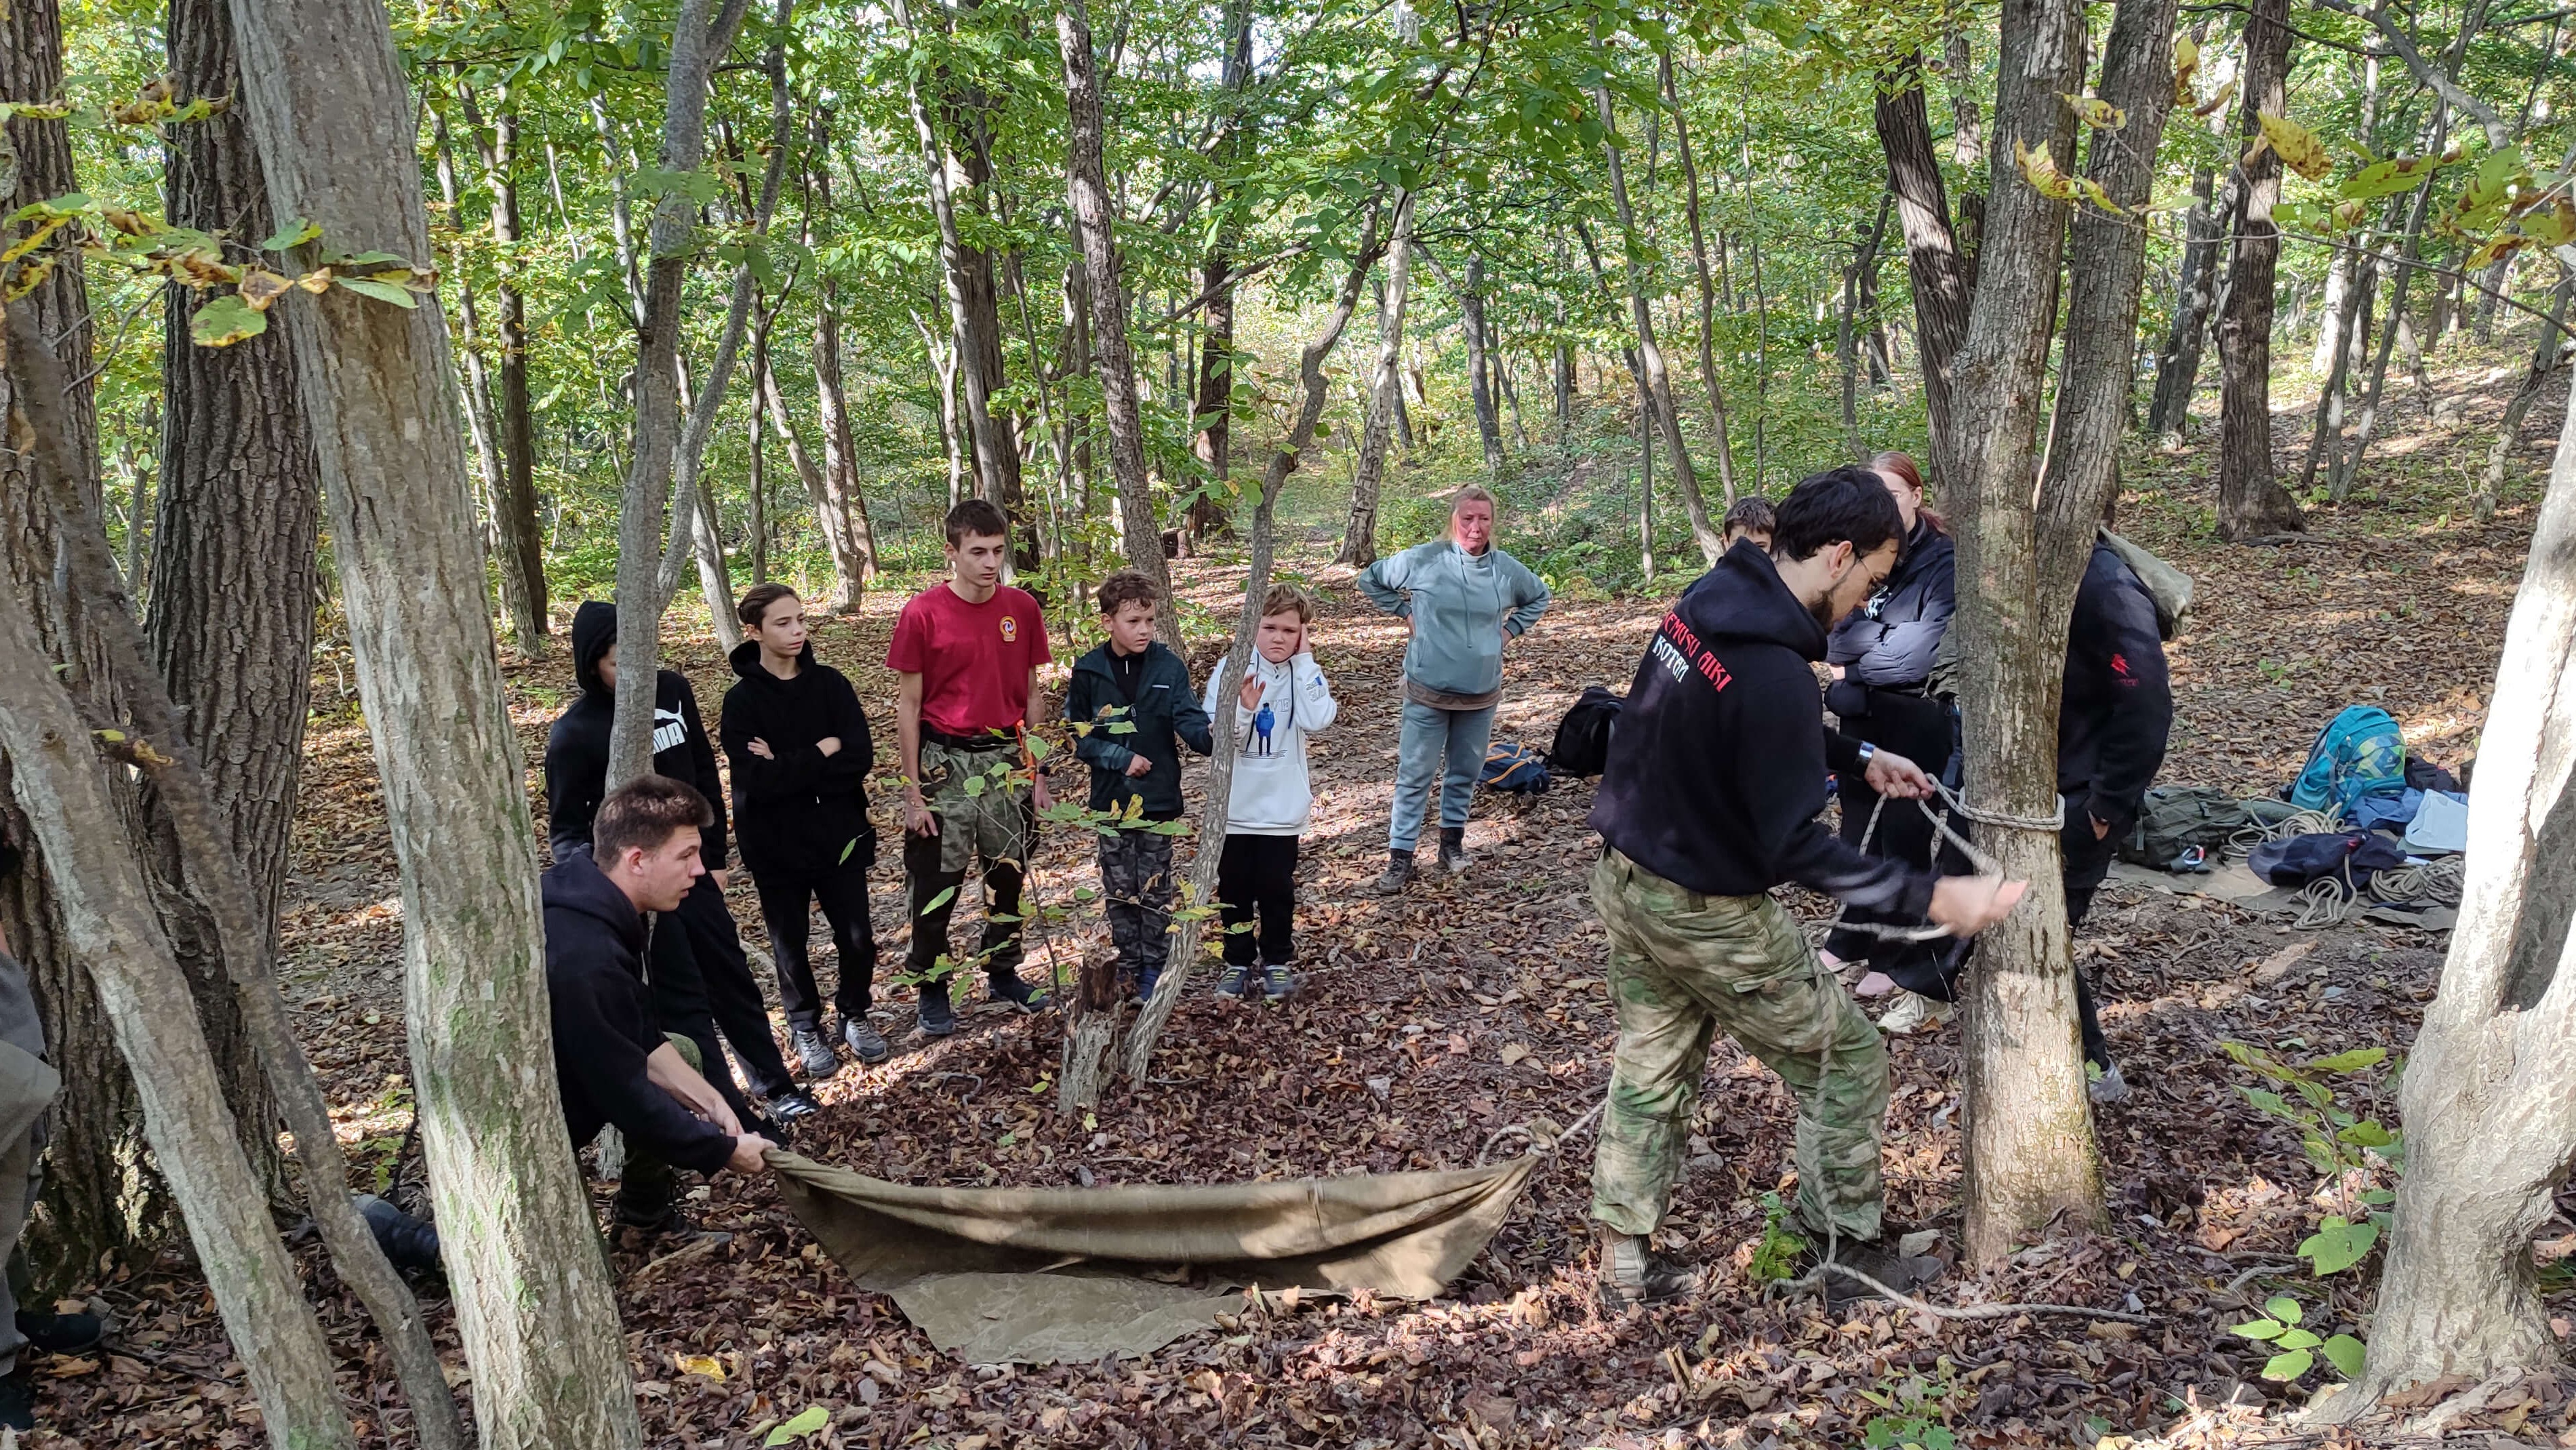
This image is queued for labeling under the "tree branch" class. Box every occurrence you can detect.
[2310,0,2514,147]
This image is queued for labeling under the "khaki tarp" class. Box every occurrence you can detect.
[768,1151,1536,1364]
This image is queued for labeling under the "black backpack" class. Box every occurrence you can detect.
[1549,686,1624,778]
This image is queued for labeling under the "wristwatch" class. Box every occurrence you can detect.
[1857,742,1878,769]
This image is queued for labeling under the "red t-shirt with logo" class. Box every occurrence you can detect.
[886,583,1052,737]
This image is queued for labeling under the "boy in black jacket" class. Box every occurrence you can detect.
[546,778,773,1236]
[545,601,817,1125]
[1584,466,2024,1310]
[720,585,885,1069]
[1064,571,1213,998]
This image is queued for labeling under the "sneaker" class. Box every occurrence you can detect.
[354,1192,443,1273]
[1438,826,1471,876]
[1262,962,1295,1002]
[1215,962,1252,998]
[2089,1063,2131,1105]
[790,1024,840,1080]
[1373,849,1418,895]
[918,981,957,1038]
[1876,991,1954,1036]
[765,1088,822,1123]
[1803,1235,1943,1308]
[14,1306,102,1358]
[610,1206,732,1251]
[842,1016,891,1065]
[1597,1230,1698,1310]
[0,1369,31,1432]
[1134,967,1161,1001]
[990,973,1051,1012]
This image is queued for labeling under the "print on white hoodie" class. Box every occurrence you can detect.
[1200,651,1339,836]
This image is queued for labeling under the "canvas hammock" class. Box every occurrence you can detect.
[768,1150,1535,1364]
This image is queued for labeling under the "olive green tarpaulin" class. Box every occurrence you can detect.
[767,1150,1537,1364]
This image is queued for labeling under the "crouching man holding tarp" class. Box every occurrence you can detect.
[1584,466,2027,1310]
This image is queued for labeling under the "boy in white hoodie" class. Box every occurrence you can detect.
[1201,583,1339,1001]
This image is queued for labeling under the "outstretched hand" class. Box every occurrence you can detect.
[1927,874,2029,937]
[1864,748,1935,801]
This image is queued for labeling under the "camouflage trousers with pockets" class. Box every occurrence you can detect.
[1588,847,1889,1243]
[1096,828,1176,980]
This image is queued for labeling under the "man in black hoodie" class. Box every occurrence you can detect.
[1584,466,2025,1310]
[720,584,885,1069]
[545,601,818,1125]
[546,778,774,1234]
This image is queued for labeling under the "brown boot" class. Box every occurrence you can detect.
[1597,1228,1699,1310]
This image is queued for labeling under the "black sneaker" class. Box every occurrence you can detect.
[790,1024,840,1080]
[1261,962,1295,1002]
[354,1192,443,1273]
[842,1016,891,1065]
[918,981,958,1038]
[1598,1230,1698,1310]
[13,1306,100,1356]
[0,1369,31,1432]
[990,972,1051,1012]
[1215,962,1252,997]
[1373,849,1418,895]
[1438,826,1471,877]
[610,1207,732,1251]
[765,1087,822,1123]
[1803,1236,1943,1308]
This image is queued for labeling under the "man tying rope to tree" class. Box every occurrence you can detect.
[1584,466,2028,1310]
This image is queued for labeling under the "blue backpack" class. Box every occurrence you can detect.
[2289,706,2407,820]
[1480,740,1551,796]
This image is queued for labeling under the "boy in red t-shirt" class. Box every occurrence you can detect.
[887,499,1055,1036]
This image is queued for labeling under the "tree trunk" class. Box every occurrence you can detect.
[1058,0,1181,648]
[432,113,521,630]
[2349,382,2576,1406]
[483,98,549,651]
[761,351,861,609]
[2148,165,2229,443]
[809,291,880,588]
[1839,193,1892,462]
[2298,230,2375,492]
[2474,273,2571,523]
[1661,48,1739,508]
[1185,0,1252,550]
[1875,54,1973,488]
[1596,77,1720,567]
[2215,0,2308,541]
[221,0,650,1436]
[1940,0,2099,1268]
[1337,195,1413,567]
[1458,253,1505,475]
[2329,143,2444,504]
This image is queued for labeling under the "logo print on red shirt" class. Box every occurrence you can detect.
[1001,616,1020,643]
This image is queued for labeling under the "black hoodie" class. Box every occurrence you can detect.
[541,852,736,1175]
[2058,542,2173,835]
[719,639,877,875]
[1589,539,1935,916]
[546,601,730,870]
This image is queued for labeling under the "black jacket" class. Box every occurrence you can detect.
[1826,517,1955,699]
[542,853,736,1175]
[2059,542,2173,835]
[1063,641,1214,821]
[1590,540,1935,915]
[719,639,876,875]
[546,602,731,870]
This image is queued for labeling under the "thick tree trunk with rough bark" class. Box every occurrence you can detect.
[1338,195,1412,568]
[1596,80,1719,567]
[1941,0,2101,1268]
[2349,386,2576,1407]
[2215,0,2308,540]
[1875,54,1973,487]
[220,0,647,1438]
[1058,0,1180,647]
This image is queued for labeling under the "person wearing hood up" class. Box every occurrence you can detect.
[545,601,818,1127]
[720,584,886,1070]
[1584,466,2026,1312]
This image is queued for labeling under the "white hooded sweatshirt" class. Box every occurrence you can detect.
[1199,650,1339,835]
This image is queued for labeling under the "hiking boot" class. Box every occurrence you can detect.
[1262,962,1295,1002]
[354,1192,443,1273]
[1597,1229,1698,1310]
[1802,1234,1943,1308]
[842,1015,891,1066]
[918,981,957,1038]
[1438,826,1471,877]
[990,972,1051,1012]
[2089,1063,2131,1106]
[790,1024,840,1080]
[1373,849,1418,895]
[0,1369,31,1432]
[611,1206,732,1251]
[14,1306,101,1358]
[765,1087,822,1123]
[1216,961,1252,998]
[1876,991,1954,1036]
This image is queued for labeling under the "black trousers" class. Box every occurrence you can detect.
[1216,834,1299,967]
[752,855,879,1030]
[670,874,797,1100]
[2061,811,2120,1072]
[902,830,1028,984]
[1824,687,1962,965]
[645,908,758,1129]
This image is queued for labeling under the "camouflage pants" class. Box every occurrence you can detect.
[1097,828,1176,980]
[904,738,1034,980]
[1588,847,1889,1243]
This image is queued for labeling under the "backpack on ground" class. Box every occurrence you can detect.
[1479,740,1550,796]
[2099,528,2194,641]
[2118,786,2255,871]
[1548,686,1624,778]
[2289,706,2407,820]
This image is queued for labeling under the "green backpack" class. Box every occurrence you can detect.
[2118,786,2258,870]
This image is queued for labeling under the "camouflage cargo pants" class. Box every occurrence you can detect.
[1096,828,1176,980]
[1588,847,1889,1243]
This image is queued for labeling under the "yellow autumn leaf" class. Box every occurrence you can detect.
[237,268,294,312]
[2173,35,2201,106]
[2016,139,2080,203]
[2256,110,2333,180]
[2061,92,2126,130]
[676,1354,726,1382]
[2194,77,2240,117]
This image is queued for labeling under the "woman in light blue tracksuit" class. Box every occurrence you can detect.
[1355,487,1550,892]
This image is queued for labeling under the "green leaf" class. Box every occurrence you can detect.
[261,216,322,251]
[2232,1318,2287,1341]
[2264,1295,2304,1326]
[962,773,986,797]
[2275,1328,2322,1351]
[336,276,418,308]
[2261,1348,2315,1382]
[918,886,957,917]
[2321,1333,2367,1379]
[839,838,858,864]
[763,1405,830,1445]
[188,294,268,348]
[2338,153,2455,201]
[2308,1047,2386,1073]
[2338,1119,2397,1149]
[2297,1216,2379,1276]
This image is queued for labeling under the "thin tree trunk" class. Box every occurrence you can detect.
[466,92,548,651]
[2148,162,2230,443]
[1455,252,1504,474]
[222,0,653,1433]
[809,289,880,586]
[1839,193,1893,462]
[1596,75,1720,566]
[2215,0,2308,540]
[1337,195,1413,567]
[2330,149,2443,503]
[1185,0,1253,550]
[1662,49,1739,507]
[432,115,519,622]
[1740,73,1771,490]
[2299,227,2377,491]
[761,353,862,607]
[2474,273,2571,522]
[1875,54,1972,487]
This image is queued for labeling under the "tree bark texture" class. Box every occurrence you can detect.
[2475,273,2571,523]
[1940,0,2103,1267]
[1875,55,1973,489]
[2329,150,2443,504]
[1185,0,1253,550]
[1337,195,1412,568]
[809,290,881,588]
[1596,79,1718,567]
[1058,0,1181,647]
[1457,254,1504,475]
[2215,0,2308,540]
[220,0,649,1438]
[2148,165,2228,442]
[487,102,550,650]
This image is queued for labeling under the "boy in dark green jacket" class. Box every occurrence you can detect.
[1064,571,1214,997]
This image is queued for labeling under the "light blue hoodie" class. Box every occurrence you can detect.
[1356,539,1551,698]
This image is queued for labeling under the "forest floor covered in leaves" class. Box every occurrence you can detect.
[25,349,2576,1449]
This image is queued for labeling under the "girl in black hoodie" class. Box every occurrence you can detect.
[719,585,884,1070]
